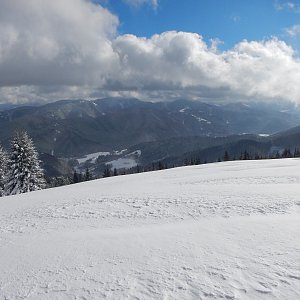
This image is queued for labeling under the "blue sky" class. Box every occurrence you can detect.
[99,0,300,50]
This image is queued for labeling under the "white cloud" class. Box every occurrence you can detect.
[285,24,300,37]
[1,0,300,104]
[112,32,300,103]
[123,0,158,9]
[274,1,300,13]
[230,15,241,23]
[0,0,119,87]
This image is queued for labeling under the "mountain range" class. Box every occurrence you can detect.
[1,98,300,177]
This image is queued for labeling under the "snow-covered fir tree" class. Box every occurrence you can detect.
[0,144,8,197]
[6,131,46,195]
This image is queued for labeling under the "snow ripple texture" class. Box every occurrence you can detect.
[0,159,300,299]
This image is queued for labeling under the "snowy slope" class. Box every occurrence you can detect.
[0,159,300,299]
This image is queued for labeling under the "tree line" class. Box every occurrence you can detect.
[1,131,300,194]
[89,147,300,180]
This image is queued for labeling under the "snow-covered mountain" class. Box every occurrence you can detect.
[0,98,299,157]
[1,159,299,299]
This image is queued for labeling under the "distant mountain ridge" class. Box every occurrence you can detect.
[0,98,299,159]
[134,129,300,167]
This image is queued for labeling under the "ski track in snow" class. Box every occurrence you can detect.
[0,159,300,299]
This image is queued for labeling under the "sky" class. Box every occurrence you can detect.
[1,0,300,104]
[100,0,300,49]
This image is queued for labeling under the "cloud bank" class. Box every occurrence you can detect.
[0,0,300,104]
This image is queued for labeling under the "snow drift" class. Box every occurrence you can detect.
[0,159,300,299]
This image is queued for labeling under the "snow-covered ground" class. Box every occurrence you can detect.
[106,150,141,170]
[76,151,111,164]
[106,157,138,170]
[0,159,300,299]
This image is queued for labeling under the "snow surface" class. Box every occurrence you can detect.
[77,151,111,164]
[1,159,300,299]
[106,157,138,170]
[113,149,127,156]
[258,134,270,137]
[179,107,189,113]
[106,150,141,170]
[76,149,130,165]
[191,114,212,124]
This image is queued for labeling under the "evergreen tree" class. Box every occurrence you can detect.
[195,158,201,165]
[158,161,164,170]
[294,148,300,158]
[239,152,243,160]
[136,165,141,173]
[0,145,8,197]
[73,170,79,183]
[223,151,230,161]
[242,150,250,160]
[50,176,71,187]
[6,131,45,195]
[78,172,83,182]
[113,168,118,176]
[282,148,292,158]
[84,168,91,181]
[103,166,111,178]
